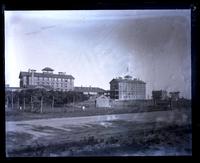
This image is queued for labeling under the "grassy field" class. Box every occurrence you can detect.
[6,101,191,156]
[6,104,187,122]
[6,121,191,156]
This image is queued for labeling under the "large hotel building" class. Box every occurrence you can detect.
[19,67,74,91]
[110,75,146,100]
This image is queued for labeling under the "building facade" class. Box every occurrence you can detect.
[169,91,180,101]
[74,86,105,96]
[152,90,168,100]
[19,67,74,91]
[95,95,111,108]
[110,75,146,100]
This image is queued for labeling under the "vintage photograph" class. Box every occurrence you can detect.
[5,10,192,156]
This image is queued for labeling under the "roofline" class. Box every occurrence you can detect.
[42,67,54,71]
[110,78,146,84]
[19,71,75,79]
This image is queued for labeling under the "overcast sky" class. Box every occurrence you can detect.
[5,10,191,99]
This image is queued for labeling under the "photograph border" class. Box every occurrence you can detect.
[0,0,199,161]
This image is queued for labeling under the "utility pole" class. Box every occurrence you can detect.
[40,96,43,114]
[31,96,33,112]
[17,96,20,110]
[23,97,26,110]
[23,91,26,111]
[170,98,172,110]
[11,91,13,109]
[73,95,75,104]
[52,96,54,110]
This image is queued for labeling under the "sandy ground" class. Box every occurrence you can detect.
[6,109,189,137]
[6,109,191,156]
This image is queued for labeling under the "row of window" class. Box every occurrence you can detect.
[33,81,73,85]
[119,92,145,96]
[119,85,145,89]
[30,76,73,82]
[35,82,68,87]
[120,95,145,99]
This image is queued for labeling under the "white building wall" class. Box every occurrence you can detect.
[118,81,146,100]
[96,96,111,108]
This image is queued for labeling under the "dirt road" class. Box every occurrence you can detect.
[6,109,191,156]
[6,109,190,138]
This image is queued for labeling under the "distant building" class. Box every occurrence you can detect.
[5,86,22,92]
[19,67,74,91]
[169,91,180,101]
[74,86,105,96]
[152,90,168,100]
[95,95,111,108]
[110,75,146,100]
[104,90,110,97]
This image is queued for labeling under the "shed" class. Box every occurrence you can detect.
[95,95,111,108]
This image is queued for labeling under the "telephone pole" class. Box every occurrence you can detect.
[31,96,33,112]
[40,96,43,113]
[52,95,54,110]
[23,97,26,110]
[11,90,13,109]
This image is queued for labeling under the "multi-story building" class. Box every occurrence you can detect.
[169,91,180,101]
[74,86,105,96]
[110,75,146,100]
[152,90,168,100]
[19,67,74,91]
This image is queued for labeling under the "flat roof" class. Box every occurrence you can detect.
[19,71,75,79]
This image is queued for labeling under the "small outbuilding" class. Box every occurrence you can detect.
[95,95,111,108]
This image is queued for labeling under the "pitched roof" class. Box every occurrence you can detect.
[42,67,54,71]
[19,71,75,79]
[96,95,110,99]
[110,78,145,84]
[74,86,105,93]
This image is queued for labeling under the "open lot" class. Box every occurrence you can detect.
[6,109,191,156]
[5,103,188,121]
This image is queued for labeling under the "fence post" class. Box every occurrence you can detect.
[31,96,33,112]
[11,91,13,109]
[170,98,172,110]
[23,97,26,110]
[17,97,20,110]
[40,96,43,114]
[52,96,54,110]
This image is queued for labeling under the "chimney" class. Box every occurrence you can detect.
[30,69,36,85]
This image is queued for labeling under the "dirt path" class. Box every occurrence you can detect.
[6,109,190,138]
[6,109,191,156]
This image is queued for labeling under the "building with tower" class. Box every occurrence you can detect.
[110,75,146,100]
[19,67,74,91]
